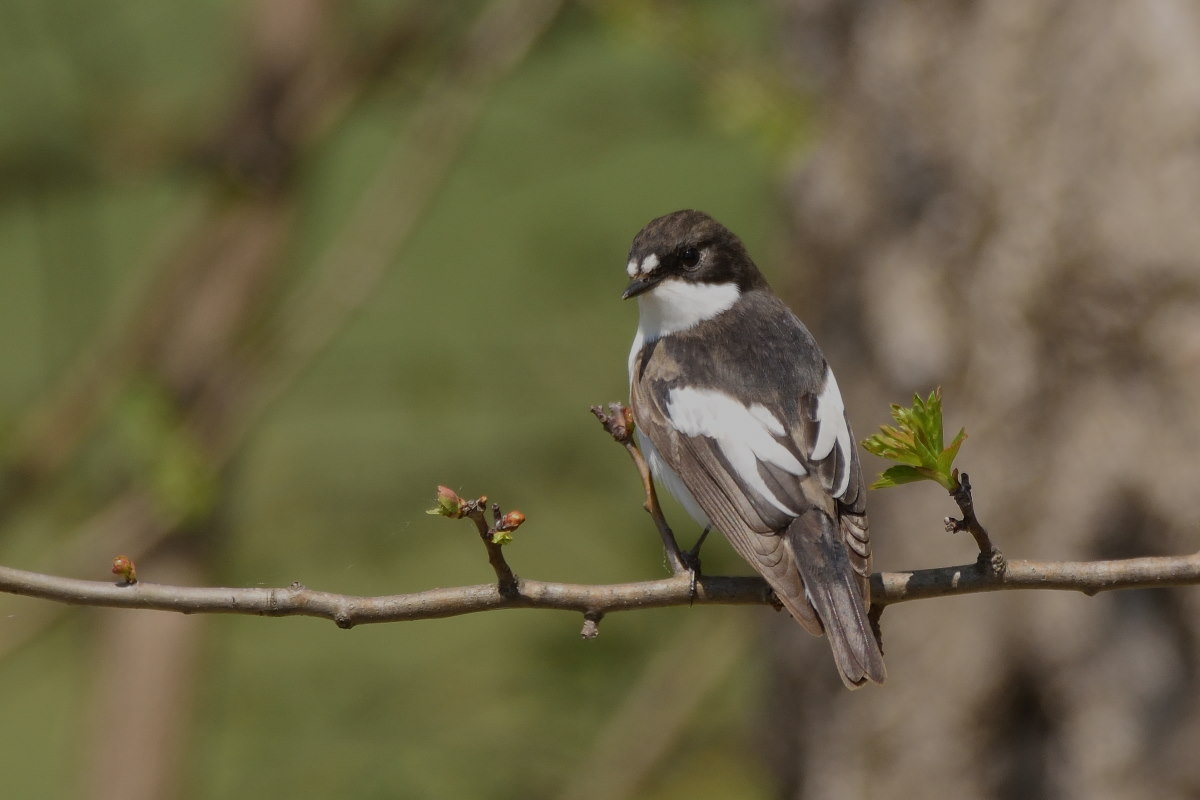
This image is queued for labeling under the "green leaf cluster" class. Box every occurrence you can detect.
[861,388,966,491]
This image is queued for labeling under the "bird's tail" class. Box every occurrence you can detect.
[785,509,886,689]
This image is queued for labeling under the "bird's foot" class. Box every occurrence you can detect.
[680,527,710,603]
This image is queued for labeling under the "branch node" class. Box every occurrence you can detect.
[496,569,520,599]
[334,612,354,630]
[580,612,603,639]
[977,548,1008,576]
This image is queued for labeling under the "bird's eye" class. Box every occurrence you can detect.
[679,246,701,269]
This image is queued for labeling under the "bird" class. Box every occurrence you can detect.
[622,209,885,688]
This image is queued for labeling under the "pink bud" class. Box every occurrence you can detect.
[427,485,465,518]
[111,555,138,584]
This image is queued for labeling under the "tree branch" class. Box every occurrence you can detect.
[6,397,1196,635]
[3,554,1199,630]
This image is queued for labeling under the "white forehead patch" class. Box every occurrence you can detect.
[627,253,662,279]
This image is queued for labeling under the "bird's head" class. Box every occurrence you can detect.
[622,210,764,301]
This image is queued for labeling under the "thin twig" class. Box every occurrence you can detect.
[461,499,519,596]
[590,404,689,575]
[945,471,1005,574]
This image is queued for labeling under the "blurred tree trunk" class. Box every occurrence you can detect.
[769,1,1200,798]
[78,3,324,797]
[54,2,563,796]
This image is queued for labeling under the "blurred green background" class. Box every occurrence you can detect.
[0,2,807,798]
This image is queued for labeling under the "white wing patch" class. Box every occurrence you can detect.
[811,367,852,498]
[635,278,741,341]
[666,386,806,516]
[747,402,786,436]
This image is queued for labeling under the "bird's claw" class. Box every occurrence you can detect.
[680,526,710,604]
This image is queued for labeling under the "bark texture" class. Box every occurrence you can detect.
[770,2,1200,798]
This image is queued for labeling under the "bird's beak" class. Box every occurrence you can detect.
[621,275,659,300]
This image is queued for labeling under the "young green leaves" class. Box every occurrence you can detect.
[861,388,966,491]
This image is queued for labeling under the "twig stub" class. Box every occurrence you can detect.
[590,403,635,444]
[580,612,603,639]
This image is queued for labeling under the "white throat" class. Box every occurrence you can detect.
[635,278,741,342]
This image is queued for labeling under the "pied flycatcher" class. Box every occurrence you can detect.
[623,209,885,688]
